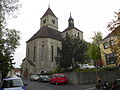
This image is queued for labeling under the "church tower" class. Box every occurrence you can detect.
[68,13,74,28]
[62,13,83,40]
[40,7,58,30]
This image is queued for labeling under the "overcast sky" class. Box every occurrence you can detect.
[7,0,120,68]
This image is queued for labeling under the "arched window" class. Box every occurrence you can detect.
[52,19,55,24]
[43,19,46,24]
[78,33,79,37]
[27,48,30,60]
[66,33,68,36]
[51,46,54,61]
[33,46,36,61]
[41,45,45,61]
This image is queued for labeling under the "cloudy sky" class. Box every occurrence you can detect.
[7,0,120,67]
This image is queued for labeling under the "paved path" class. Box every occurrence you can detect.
[23,79,97,90]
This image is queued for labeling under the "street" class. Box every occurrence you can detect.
[23,79,97,90]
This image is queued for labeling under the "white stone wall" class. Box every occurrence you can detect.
[26,38,61,74]
[61,28,83,40]
[40,15,58,30]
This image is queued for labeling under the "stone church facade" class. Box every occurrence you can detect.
[21,7,83,78]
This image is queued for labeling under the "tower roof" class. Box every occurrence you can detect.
[41,7,57,18]
[69,12,74,20]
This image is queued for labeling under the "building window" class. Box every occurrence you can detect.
[41,45,45,61]
[74,34,76,37]
[51,46,54,61]
[105,53,117,65]
[109,40,114,46]
[78,33,79,37]
[57,47,60,56]
[66,33,68,36]
[43,19,46,24]
[52,19,55,24]
[27,48,30,60]
[33,46,36,61]
[103,42,109,49]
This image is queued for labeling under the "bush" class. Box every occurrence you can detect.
[52,67,62,73]
[101,67,118,71]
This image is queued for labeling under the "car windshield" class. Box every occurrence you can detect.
[59,74,65,77]
[42,76,49,79]
[55,74,65,77]
[1,79,24,88]
[32,75,39,77]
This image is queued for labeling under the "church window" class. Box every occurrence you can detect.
[43,19,46,24]
[78,33,79,37]
[57,47,60,56]
[41,45,45,61]
[27,48,30,60]
[74,34,76,37]
[33,46,36,61]
[51,46,54,61]
[66,33,68,36]
[52,19,55,24]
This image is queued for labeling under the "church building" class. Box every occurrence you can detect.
[21,7,83,78]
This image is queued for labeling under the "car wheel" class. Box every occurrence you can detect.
[55,82,58,85]
[49,81,52,84]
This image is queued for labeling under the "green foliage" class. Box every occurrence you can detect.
[92,32,103,46]
[86,31,103,67]
[101,67,118,71]
[88,43,101,60]
[52,67,62,73]
[73,67,96,72]
[55,35,87,70]
[0,0,20,79]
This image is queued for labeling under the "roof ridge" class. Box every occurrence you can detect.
[41,7,57,18]
[27,26,62,42]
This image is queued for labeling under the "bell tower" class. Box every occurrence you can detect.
[68,13,74,28]
[40,7,58,30]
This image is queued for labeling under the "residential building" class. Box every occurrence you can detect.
[99,26,120,67]
[21,7,83,79]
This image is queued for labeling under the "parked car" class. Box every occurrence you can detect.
[49,73,68,85]
[30,74,39,81]
[0,77,27,90]
[78,64,95,69]
[38,75,49,83]
[111,79,120,90]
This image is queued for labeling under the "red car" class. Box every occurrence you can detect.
[49,73,68,85]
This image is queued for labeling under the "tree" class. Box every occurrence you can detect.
[107,10,120,66]
[0,0,20,79]
[92,32,103,46]
[55,35,87,70]
[88,32,103,67]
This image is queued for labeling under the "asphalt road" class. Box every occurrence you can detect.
[23,79,97,90]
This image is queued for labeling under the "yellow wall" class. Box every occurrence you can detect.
[99,36,119,67]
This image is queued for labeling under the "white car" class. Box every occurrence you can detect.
[30,74,39,81]
[78,64,95,69]
[0,77,27,90]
